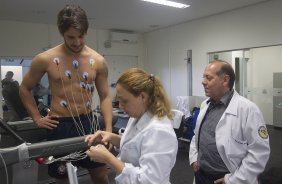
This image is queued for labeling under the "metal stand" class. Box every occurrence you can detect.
[66,162,79,184]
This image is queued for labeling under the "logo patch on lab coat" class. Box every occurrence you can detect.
[258,126,268,139]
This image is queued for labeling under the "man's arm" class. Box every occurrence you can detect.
[189,135,199,170]
[95,59,112,133]
[20,53,58,129]
[224,106,270,184]
[20,54,45,121]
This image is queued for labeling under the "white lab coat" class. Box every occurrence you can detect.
[189,91,270,184]
[115,112,178,184]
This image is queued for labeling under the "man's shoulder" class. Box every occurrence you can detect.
[1,78,8,83]
[84,46,104,62]
[33,51,52,62]
[33,45,62,62]
[235,94,260,110]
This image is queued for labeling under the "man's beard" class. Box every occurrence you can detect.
[65,43,83,54]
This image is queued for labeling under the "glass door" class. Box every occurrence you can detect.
[209,45,282,126]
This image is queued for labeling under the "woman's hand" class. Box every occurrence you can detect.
[86,144,111,163]
[214,178,225,184]
[85,130,112,147]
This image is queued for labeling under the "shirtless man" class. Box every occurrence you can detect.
[19,5,112,184]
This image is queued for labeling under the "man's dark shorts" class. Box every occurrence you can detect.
[47,113,105,179]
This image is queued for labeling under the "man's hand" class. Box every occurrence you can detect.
[191,161,200,172]
[35,113,59,129]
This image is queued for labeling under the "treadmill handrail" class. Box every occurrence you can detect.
[0,136,94,168]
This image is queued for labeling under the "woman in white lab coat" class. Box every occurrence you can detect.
[85,68,178,184]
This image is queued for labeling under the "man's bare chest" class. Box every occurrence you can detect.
[47,57,97,85]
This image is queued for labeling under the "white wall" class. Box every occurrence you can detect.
[0,21,61,57]
[144,0,282,108]
[0,21,144,59]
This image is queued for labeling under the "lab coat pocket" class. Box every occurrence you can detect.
[229,135,247,156]
[228,121,248,157]
[227,136,248,167]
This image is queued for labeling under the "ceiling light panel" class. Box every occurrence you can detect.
[141,0,190,9]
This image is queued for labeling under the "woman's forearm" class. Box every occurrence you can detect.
[110,133,121,148]
[107,153,125,175]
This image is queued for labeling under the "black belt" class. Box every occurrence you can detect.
[56,112,94,122]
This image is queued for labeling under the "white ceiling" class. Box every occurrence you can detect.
[0,0,270,33]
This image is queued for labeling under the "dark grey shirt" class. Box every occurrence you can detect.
[198,90,234,175]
